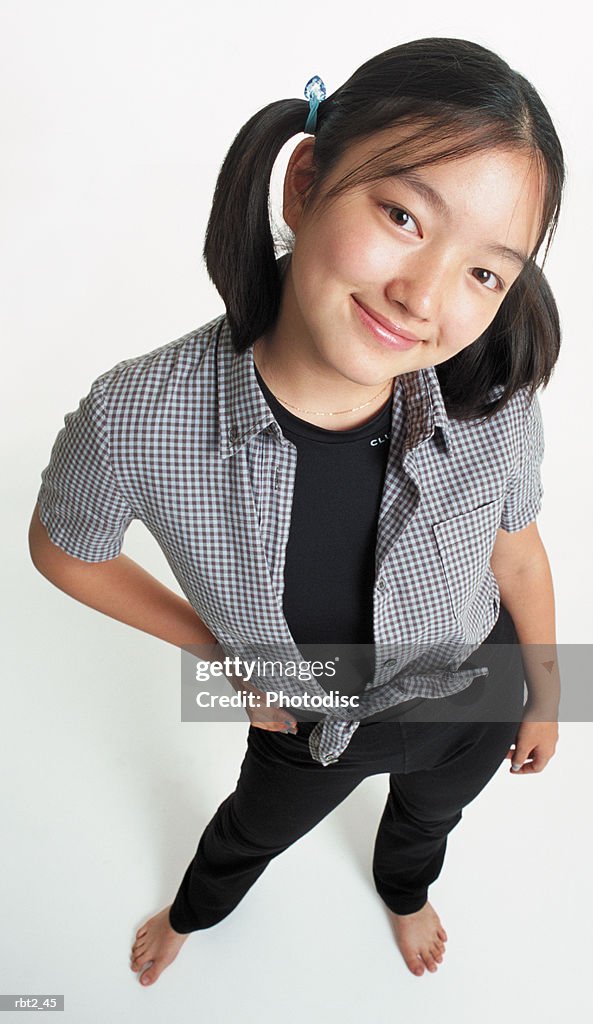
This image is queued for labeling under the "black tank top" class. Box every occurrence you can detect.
[254,362,395,642]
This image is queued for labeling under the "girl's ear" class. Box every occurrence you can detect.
[282,137,318,232]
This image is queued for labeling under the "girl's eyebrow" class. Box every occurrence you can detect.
[388,171,529,271]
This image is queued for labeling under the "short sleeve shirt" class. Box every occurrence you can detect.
[36,312,545,765]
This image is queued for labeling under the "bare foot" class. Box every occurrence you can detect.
[386,900,448,977]
[130,905,189,986]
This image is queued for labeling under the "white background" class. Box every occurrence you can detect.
[2,0,592,1020]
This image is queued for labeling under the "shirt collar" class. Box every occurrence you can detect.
[217,315,452,460]
[218,317,278,460]
[399,362,452,454]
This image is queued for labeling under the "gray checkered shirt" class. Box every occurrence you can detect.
[37,311,544,765]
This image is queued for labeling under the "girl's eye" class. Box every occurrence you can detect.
[381,204,419,234]
[472,268,505,293]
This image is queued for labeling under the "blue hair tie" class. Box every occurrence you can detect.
[304,75,326,134]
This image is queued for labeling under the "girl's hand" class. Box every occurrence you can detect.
[504,713,559,774]
[233,677,299,734]
[246,700,299,734]
[220,658,299,734]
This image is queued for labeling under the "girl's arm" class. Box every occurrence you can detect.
[30,503,296,732]
[29,502,216,652]
[490,521,560,719]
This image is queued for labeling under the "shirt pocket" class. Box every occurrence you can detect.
[432,498,503,637]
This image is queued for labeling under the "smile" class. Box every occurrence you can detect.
[352,297,424,351]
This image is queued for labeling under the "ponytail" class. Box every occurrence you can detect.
[203,99,307,352]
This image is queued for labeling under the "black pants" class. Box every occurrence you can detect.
[169,607,524,933]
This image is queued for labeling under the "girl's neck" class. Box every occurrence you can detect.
[252,333,395,431]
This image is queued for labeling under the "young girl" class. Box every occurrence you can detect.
[30,37,562,985]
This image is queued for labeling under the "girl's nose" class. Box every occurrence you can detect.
[385,249,453,324]
[384,290,434,331]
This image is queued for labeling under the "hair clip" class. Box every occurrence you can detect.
[304,75,327,134]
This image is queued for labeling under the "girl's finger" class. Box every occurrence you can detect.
[510,758,535,773]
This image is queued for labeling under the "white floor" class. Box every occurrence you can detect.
[3,569,591,1024]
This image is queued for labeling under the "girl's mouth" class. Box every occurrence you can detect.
[352,297,424,351]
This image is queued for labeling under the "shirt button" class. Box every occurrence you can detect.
[325,757,339,764]
[384,659,398,668]
[377,579,387,591]
[228,426,239,443]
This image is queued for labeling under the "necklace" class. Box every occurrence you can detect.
[274,379,393,415]
[253,343,396,417]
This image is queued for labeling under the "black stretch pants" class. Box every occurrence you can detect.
[169,607,524,933]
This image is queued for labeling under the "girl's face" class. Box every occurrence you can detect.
[279,129,543,386]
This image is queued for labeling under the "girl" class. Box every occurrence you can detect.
[30,37,562,986]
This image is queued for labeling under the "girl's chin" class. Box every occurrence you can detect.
[322,337,425,380]
[321,351,398,388]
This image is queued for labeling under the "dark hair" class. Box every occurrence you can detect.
[203,37,565,420]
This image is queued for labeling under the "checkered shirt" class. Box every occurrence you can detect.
[36,312,544,765]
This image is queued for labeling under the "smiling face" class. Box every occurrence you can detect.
[273,127,544,391]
